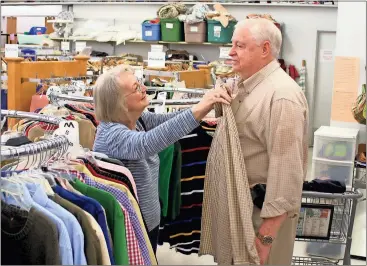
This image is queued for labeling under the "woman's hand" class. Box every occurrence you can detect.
[191,86,232,121]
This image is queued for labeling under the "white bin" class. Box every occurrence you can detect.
[311,158,354,189]
[313,126,359,162]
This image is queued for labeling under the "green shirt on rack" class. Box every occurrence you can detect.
[71,179,129,265]
[158,144,174,217]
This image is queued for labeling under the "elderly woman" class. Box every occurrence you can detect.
[93,65,231,252]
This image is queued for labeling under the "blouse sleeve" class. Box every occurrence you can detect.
[261,98,308,219]
[140,110,185,130]
[104,109,199,160]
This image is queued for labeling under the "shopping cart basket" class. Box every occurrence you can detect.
[292,189,363,265]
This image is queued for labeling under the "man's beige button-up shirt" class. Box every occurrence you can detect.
[232,60,309,218]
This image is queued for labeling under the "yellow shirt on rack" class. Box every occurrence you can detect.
[72,164,158,265]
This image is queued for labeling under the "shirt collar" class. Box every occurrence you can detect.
[27,183,49,208]
[237,59,280,100]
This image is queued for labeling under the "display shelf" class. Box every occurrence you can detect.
[47,20,74,23]
[51,37,232,46]
[2,1,338,8]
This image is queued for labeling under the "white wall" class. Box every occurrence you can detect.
[331,1,366,137]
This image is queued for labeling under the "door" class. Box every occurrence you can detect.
[311,31,336,145]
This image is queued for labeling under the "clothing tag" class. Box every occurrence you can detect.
[190,26,198,32]
[166,23,174,29]
[46,86,62,100]
[68,81,86,96]
[5,44,18,57]
[53,121,83,157]
[9,34,15,41]
[155,91,167,114]
[145,31,153,37]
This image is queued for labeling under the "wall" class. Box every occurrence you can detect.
[72,3,338,131]
[331,1,366,138]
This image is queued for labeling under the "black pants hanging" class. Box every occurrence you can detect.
[148,225,160,254]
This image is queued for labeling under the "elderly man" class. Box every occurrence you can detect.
[228,18,309,264]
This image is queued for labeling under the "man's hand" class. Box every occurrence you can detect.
[255,237,271,265]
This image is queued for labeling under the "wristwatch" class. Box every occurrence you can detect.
[256,232,274,246]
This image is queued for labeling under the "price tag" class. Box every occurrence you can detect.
[219,47,231,59]
[53,121,80,153]
[5,44,18,57]
[75,41,87,52]
[166,23,174,29]
[151,44,163,53]
[46,86,62,100]
[68,81,86,96]
[145,31,153,37]
[9,34,15,41]
[190,26,198,33]
[148,52,166,68]
[155,92,167,114]
[61,41,70,51]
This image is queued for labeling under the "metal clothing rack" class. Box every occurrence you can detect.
[22,74,99,83]
[49,92,202,106]
[0,110,70,160]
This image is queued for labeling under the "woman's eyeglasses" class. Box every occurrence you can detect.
[125,82,144,98]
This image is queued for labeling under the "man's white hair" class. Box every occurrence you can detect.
[236,18,282,58]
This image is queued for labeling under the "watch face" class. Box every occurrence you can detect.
[263,236,273,245]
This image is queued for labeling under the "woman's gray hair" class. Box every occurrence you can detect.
[236,18,282,58]
[93,64,134,123]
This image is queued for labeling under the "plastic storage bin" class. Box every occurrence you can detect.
[311,159,354,188]
[142,22,161,41]
[313,126,359,162]
[28,26,47,35]
[207,20,236,43]
[184,21,206,43]
[21,49,36,61]
[161,18,184,42]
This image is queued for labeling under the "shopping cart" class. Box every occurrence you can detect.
[292,189,363,265]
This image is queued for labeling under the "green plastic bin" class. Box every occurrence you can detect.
[207,20,237,43]
[161,18,184,42]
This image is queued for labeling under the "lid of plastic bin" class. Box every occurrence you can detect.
[314,126,359,139]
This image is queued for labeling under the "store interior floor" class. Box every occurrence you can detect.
[156,148,367,265]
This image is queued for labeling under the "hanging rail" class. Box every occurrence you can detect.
[1,135,69,160]
[22,74,100,83]
[1,110,70,160]
[1,110,63,125]
[49,92,202,105]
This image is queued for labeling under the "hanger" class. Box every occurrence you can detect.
[1,177,32,211]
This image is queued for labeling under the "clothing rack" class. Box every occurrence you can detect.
[1,109,63,125]
[48,92,201,105]
[22,74,99,83]
[146,86,206,95]
[1,109,69,160]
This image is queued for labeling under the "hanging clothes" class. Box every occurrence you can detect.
[1,202,61,265]
[158,122,215,255]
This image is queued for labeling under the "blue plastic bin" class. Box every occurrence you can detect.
[28,26,46,35]
[142,23,161,41]
[21,49,36,61]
